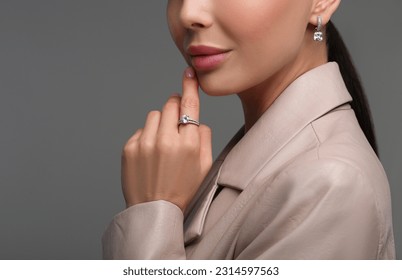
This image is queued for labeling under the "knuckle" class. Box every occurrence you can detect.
[134,128,143,135]
[147,110,161,120]
[122,142,138,158]
[126,129,142,143]
[181,96,199,110]
[199,124,211,134]
[155,136,173,153]
[182,138,199,154]
[138,138,155,155]
[122,128,143,157]
[163,99,179,111]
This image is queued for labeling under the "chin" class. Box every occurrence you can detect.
[197,72,239,97]
[199,83,233,96]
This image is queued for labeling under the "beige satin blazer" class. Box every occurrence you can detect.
[102,63,395,259]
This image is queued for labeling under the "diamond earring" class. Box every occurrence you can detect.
[313,16,323,42]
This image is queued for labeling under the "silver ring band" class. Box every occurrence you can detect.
[178,114,200,126]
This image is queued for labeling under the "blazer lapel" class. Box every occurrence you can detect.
[218,62,352,190]
[183,129,244,244]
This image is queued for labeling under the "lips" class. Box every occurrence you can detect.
[187,45,230,56]
[187,45,231,71]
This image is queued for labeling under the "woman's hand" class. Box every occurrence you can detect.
[121,68,213,212]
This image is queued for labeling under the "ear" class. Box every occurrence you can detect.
[310,0,341,26]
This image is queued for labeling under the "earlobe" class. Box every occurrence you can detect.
[310,0,341,25]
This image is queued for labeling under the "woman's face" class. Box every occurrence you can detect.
[167,0,315,96]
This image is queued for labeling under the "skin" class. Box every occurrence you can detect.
[121,0,341,212]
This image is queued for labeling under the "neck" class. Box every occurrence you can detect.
[238,31,328,132]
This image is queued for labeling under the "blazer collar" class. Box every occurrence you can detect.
[217,62,352,190]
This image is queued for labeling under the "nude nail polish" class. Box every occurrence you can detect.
[185,67,195,78]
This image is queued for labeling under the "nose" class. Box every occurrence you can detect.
[180,0,213,30]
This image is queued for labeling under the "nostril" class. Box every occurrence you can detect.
[191,23,204,28]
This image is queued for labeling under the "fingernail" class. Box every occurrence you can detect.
[185,67,195,79]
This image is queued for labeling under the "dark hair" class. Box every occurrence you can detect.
[326,21,378,155]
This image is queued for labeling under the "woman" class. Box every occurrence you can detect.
[102,0,395,259]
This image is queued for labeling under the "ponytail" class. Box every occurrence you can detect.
[326,21,378,155]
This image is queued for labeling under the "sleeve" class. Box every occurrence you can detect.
[102,200,186,259]
[233,158,394,259]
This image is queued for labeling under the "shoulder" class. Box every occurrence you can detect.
[273,119,387,214]
[271,156,374,204]
[263,126,392,250]
[270,103,389,195]
[263,103,391,223]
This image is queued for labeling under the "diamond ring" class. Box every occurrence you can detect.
[178,115,200,126]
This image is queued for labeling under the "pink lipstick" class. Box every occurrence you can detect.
[187,45,231,71]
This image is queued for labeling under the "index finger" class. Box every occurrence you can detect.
[179,67,200,133]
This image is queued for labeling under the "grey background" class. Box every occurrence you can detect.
[0,1,400,259]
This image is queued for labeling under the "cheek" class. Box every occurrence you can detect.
[226,1,305,62]
[219,1,288,40]
[199,0,310,95]
[167,2,186,57]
